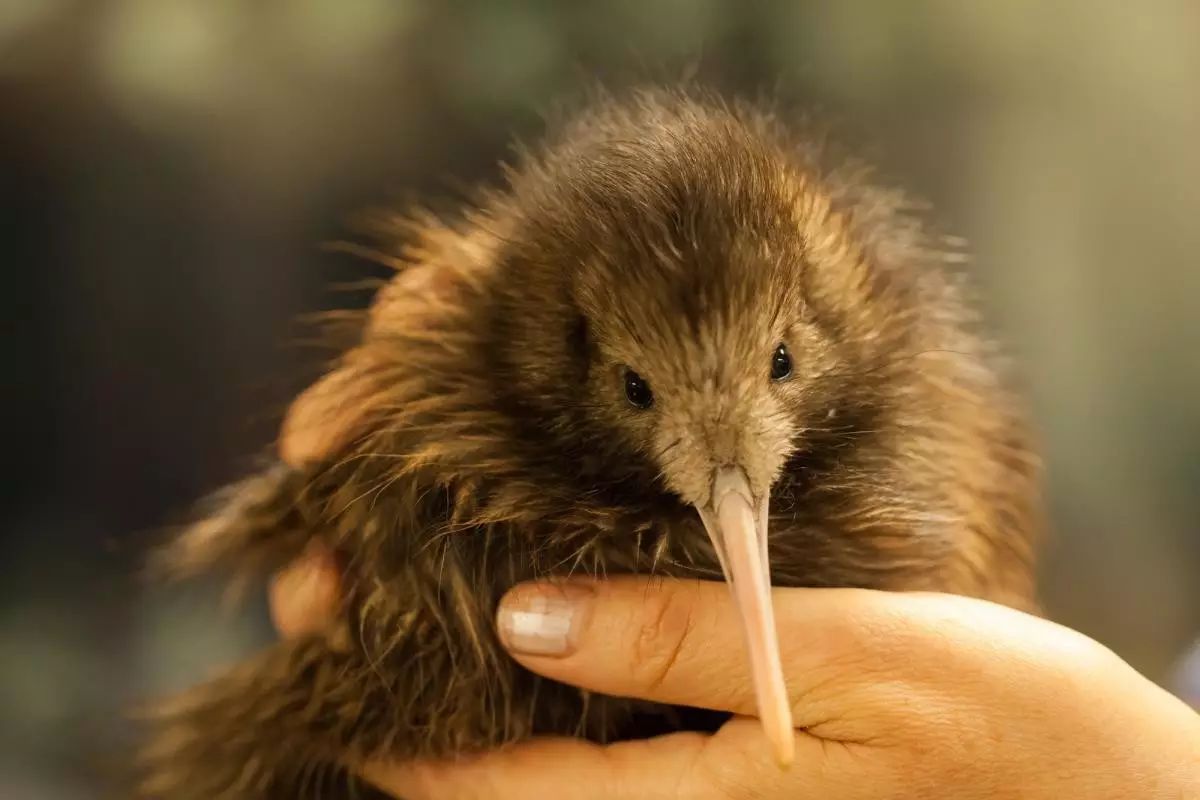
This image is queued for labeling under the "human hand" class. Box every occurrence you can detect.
[271,558,1200,799]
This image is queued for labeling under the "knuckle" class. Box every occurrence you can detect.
[629,582,697,693]
[787,597,915,722]
[821,594,918,671]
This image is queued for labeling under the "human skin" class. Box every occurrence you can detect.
[270,553,1200,800]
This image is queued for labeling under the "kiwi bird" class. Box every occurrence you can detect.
[140,88,1043,799]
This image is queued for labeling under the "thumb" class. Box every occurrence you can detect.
[493,577,1038,727]
[494,576,868,719]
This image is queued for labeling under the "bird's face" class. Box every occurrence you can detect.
[575,264,815,512]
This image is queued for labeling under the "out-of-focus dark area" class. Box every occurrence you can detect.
[2,2,1197,796]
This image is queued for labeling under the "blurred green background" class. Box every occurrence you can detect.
[2,2,1197,796]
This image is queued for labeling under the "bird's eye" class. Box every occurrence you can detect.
[623,369,653,409]
[770,343,793,381]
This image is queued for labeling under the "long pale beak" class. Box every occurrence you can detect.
[696,466,794,767]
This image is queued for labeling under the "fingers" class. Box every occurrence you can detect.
[279,354,384,469]
[273,346,354,638]
[268,544,341,637]
[359,734,715,800]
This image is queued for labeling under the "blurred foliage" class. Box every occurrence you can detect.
[1,2,1197,795]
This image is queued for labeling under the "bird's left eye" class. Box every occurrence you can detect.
[623,369,654,409]
[770,343,793,381]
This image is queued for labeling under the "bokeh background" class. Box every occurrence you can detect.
[2,2,1197,796]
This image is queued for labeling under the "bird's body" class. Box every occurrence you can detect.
[141,88,1042,799]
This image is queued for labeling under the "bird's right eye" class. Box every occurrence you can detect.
[623,369,653,409]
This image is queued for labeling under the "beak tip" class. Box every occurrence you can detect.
[770,726,796,769]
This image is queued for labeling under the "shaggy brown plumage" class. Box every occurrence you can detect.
[139,87,1043,799]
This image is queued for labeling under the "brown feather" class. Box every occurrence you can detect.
[138,86,1044,798]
